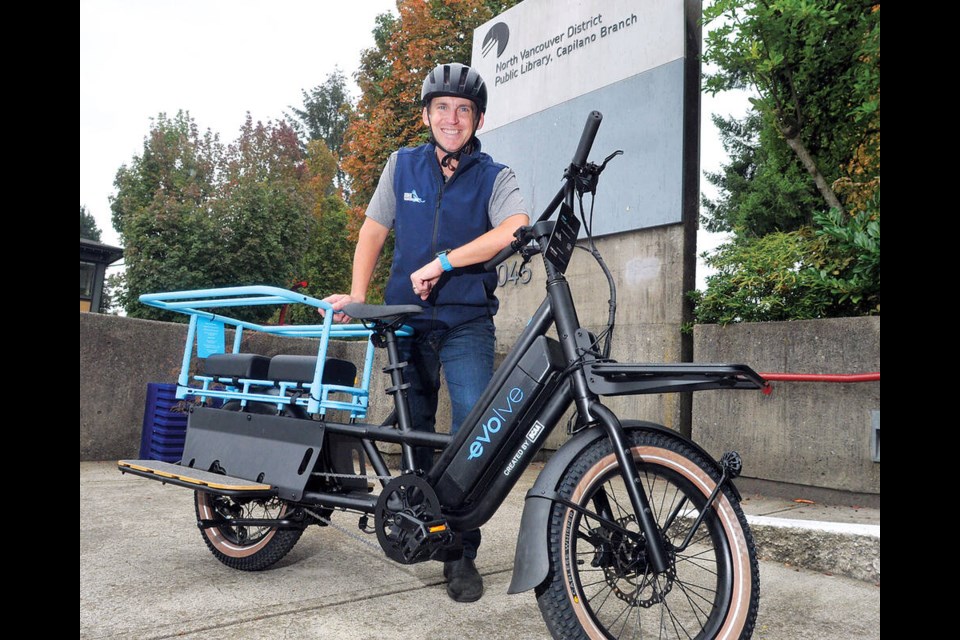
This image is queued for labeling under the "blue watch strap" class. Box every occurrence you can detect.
[436,250,454,272]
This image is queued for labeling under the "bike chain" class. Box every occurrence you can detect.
[311,470,393,481]
[302,470,397,553]
[303,506,385,552]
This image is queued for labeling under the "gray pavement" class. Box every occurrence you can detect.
[80,461,879,639]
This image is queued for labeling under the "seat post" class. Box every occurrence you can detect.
[379,327,416,473]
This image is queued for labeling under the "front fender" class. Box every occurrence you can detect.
[507,420,729,594]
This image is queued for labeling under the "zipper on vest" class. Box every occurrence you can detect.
[430,165,446,325]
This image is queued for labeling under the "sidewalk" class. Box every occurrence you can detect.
[80,461,879,639]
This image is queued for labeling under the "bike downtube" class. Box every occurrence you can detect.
[590,401,670,574]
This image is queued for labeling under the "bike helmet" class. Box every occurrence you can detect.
[421,63,488,114]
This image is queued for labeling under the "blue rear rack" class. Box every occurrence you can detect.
[140,286,410,419]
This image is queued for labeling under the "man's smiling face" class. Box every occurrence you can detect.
[423,96,484,154]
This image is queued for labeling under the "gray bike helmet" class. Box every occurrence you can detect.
[421,63,488,114]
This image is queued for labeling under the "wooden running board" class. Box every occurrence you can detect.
[118,459,273,494]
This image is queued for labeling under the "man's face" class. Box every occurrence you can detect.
[423,96,484,153]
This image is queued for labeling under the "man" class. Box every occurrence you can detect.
[324,62,529,602]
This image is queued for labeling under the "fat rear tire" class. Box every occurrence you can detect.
[193,399,304,571]
[195,492,303,571]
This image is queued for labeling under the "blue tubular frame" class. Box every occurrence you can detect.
[140,286,412,419]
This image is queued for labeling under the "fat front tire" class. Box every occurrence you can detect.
[536,429,759,640]
[195,491,304,571]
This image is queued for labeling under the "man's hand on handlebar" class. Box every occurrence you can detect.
[320,293,362,323]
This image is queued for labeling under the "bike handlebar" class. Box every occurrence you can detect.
[572,111,603,169]
[483,111,604,273]
[484,240,521,272]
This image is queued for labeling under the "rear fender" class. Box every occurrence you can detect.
[507,420,731,594]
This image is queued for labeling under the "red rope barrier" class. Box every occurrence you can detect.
[758,372,880,383]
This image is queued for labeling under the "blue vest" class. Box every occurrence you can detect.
[385,142,503,331]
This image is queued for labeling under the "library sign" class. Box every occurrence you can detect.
[471,0,684,132]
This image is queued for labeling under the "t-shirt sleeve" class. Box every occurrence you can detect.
[488,167,529,228]
[364,152,399,229]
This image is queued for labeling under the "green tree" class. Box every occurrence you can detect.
[277,138,355,324]
[80,205,102,241]
[110,111,317,322]
[703,1,880,217]
[692,190,879,323]
[210,114,317,291]
[702,112,824,236]
[697,1,880,322]
[283,196,356,326]
[287,68,355,197]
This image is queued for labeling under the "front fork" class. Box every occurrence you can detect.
[588,401,743,573]
[589,402,672,573]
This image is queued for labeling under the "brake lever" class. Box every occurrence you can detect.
[575,150,623,196]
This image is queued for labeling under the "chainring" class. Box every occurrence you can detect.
[374,474,452,564]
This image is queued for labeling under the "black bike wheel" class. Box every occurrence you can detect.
[195,491,303,571]
[537,429,759,639]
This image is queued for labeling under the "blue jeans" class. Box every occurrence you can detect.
[397,316,495,559]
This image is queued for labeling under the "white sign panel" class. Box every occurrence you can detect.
[471,0,685,132]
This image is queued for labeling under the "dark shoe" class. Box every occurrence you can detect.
[444,557,484,602]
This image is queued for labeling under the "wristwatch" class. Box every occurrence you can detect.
[436,250,454,272]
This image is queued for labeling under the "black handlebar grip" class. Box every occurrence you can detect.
[484,242,518,272]
[571,111,603,168]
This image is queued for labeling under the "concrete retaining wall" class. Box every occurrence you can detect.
[693,317,880,500]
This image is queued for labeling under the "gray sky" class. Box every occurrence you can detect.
[80,0,748,285]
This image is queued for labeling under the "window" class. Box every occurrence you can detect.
[80,261,96,298]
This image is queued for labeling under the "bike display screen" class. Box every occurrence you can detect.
[544,202,580,274]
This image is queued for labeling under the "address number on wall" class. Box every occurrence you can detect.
[497,260,532,287]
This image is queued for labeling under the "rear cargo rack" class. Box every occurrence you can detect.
[140,286,412,418]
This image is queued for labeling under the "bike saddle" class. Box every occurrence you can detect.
[342,303,423,323]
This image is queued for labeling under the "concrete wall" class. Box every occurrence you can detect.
[80,312,880,502]
[693,317,880,500]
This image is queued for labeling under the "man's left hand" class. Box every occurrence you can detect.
[411,260,443,300]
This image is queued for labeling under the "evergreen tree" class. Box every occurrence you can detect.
[696,1,880,322]
[80,205,103,241]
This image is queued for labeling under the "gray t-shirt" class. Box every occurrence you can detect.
[365,151,528,230]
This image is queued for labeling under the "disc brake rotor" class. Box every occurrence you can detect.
[595,514,677,607]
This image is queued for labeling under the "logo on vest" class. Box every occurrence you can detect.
[403,190,426,204]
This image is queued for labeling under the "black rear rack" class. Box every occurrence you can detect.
[585,362,768,396]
